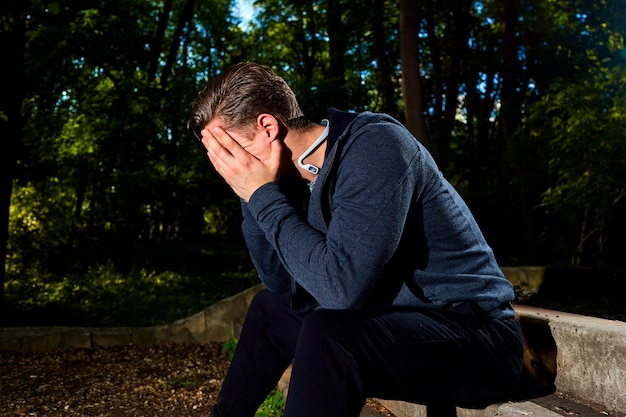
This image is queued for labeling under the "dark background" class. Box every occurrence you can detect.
[1,0,625,326]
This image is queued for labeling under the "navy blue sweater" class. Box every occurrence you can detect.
[242,109,516,319]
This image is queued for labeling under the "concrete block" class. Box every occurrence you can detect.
[375,400,428,417]
[91,327,132,347]
[131,326,158,346]
[502,266,546,299]
[516,306,626,414]
[0,329,23,351]
[152,324,175,344]
[181,310,208,343]
[62,328,92,349]
[19,328,64,352]
[171,320,196,344]
[486,401,560,416]
[201,284,264,342]
[375,400,562,417]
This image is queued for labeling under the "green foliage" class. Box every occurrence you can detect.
[221,338,239,361]
[3,0,626,322]
[4,239,258,326]
[522,66,626,265]
[255,389,285,417]
[167,377,203,388]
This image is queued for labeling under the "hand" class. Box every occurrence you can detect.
[202,127,282,202]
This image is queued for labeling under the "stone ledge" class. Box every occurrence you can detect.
[375,399,563,417]
[376,305,626,416]
[515,305,626,414]
[0,284,265,352]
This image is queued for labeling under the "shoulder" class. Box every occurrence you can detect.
[327,109,413,145]
[338,112,423,168]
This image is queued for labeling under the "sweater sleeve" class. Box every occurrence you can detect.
[240,200,290,294]
[247,122,420,309]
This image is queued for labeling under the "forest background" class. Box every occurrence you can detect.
[1,0,625,327]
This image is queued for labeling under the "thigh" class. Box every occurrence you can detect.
[241,289,306,359]
[302,304,523,407]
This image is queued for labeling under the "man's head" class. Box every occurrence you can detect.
[190,62,323,176]
[190,62,309,138]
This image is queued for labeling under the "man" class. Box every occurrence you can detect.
[189,62,523,417]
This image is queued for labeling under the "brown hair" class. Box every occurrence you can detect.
[189,62,312,135]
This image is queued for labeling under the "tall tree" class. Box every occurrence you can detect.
[371,0,399,116]
[326,0,347,109]
[500,0,535,262]
[399,0,429,149]
[426,0,471,172]
[0,1,27,307]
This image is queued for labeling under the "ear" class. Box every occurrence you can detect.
[256,114,281,143]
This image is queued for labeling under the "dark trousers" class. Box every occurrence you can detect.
[211,290,524,417]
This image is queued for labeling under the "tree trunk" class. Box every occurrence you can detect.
[161,0,195,87]
[327,0,347,109]
[424,0,469,173]
[148,0,174,82]
[501,0,535,263]
[371,0,397,116]
[0,2,27,308]
[399,0,430,150]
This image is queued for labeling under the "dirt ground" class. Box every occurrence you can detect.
[0,342,393,417]
[1,343,226,416]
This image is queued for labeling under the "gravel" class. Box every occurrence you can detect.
[0,343,227,416]
[0,342,394,417]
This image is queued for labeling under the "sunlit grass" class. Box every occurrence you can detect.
[3,241,258,327]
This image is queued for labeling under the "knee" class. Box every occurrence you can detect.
[249,288,272,309]
[249,289,287,315]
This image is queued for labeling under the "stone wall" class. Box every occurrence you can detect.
[0,284,265,353]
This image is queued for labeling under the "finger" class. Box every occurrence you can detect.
[212,127,250,159]
[207,145,238,187]
[205,135,234,169]
[200,129,234,158]
[205,140,222,172]
[200,129,214,151]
